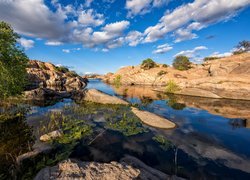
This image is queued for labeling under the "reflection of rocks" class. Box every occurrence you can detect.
[82,89,129,105]
[109,84,250,120]
[174,95,250,120]
[35,156,179,180]
[159,129,250,174]
[24,88,71,101]
[132,107,176,129]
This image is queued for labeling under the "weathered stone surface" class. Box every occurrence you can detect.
[102,53,250,100]
[83,89,129,105]
[35,156,182,180]
[40,130,63,142]
[26,60,87,90]
[131,107,176,129]
[24,88,71,101]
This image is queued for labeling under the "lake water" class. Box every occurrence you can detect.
[1,79,250,179]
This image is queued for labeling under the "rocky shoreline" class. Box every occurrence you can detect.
[101,53,250,100]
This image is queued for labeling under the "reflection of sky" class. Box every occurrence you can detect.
[87,80,250,158]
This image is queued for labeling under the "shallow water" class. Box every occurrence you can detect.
[1,79,250,179]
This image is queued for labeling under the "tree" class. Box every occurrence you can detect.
[172,56,191,70]
[141,58,157,70]
[0,21,28,98]
[236,40,250,52]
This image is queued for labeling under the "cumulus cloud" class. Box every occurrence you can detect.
[18,37,34,50]
[45,41,63,46]
[62,48,81,53]
[143,0,250,43]
[62,49,70,53]
[125,31,143,46]
[175,46,208,61]
[209,51,233,58]
[78,9,104,27]
[153,43,173,54]
[126,0,170,17]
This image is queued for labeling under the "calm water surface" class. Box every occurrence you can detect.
[1,79,250,179]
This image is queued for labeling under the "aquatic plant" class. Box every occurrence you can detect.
[153,135,173,151]
[165,80,180,93]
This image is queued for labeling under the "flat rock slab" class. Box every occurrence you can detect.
[83,89,129,105]
[131,107,176,129]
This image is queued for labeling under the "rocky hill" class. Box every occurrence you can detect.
[24,60,87,101]
[102,53,250,100]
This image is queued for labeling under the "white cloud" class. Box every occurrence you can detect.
[143,0,250,43]
[78,9,104,27]
[62,49,70,53]
[175,46,208,58]
[126,0,170,17]
[125,31,143,46]
[152,43,173,54]
[102,21,130,34]
[18,37,34,50]
[209,51,232,58]
[45,41,63,46]
[85,0,94,7]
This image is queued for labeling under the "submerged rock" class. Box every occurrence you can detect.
[131,107,176,129]
[82,89,129,105]
[16,142,52,165]
[34,156,182,180]
[40,130,63,142]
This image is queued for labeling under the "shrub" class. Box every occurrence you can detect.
[66,71,78,77]
[203,57,220,61]
[55,66,69,73]
[233,50,245,55]
[162,64,168,68]
[141,58,157,70]
[0,21,28,98]
[113,75,122,87]
[172,56,191,70]
[157,70,167,76]
[236,40,250,52]
[165,80,180,93]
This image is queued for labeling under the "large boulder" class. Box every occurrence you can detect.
[34,156,183,180]
[82,89,129,105]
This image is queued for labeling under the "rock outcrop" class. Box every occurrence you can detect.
[82,89,129,105]
[102,53,250,100]
[131,107,176,129]
[26,60,87,90]
[34,156,182,180]
[40,130,63,142]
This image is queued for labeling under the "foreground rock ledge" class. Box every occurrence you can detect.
[34,156,183,180]
[132,107,176,129]
[83,89,129,105]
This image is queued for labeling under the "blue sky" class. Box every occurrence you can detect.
[0,0,250,74]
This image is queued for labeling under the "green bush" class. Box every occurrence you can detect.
[141,58,157,70]
[0,21,28,98]
[203,56,220,61]
[66,71,78,77]
[157,70,167,76]
[55,66,69,73]
[113,75,122,87]
[162,64,168,68]
[165,80,180,93]
[172,56,191,71]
